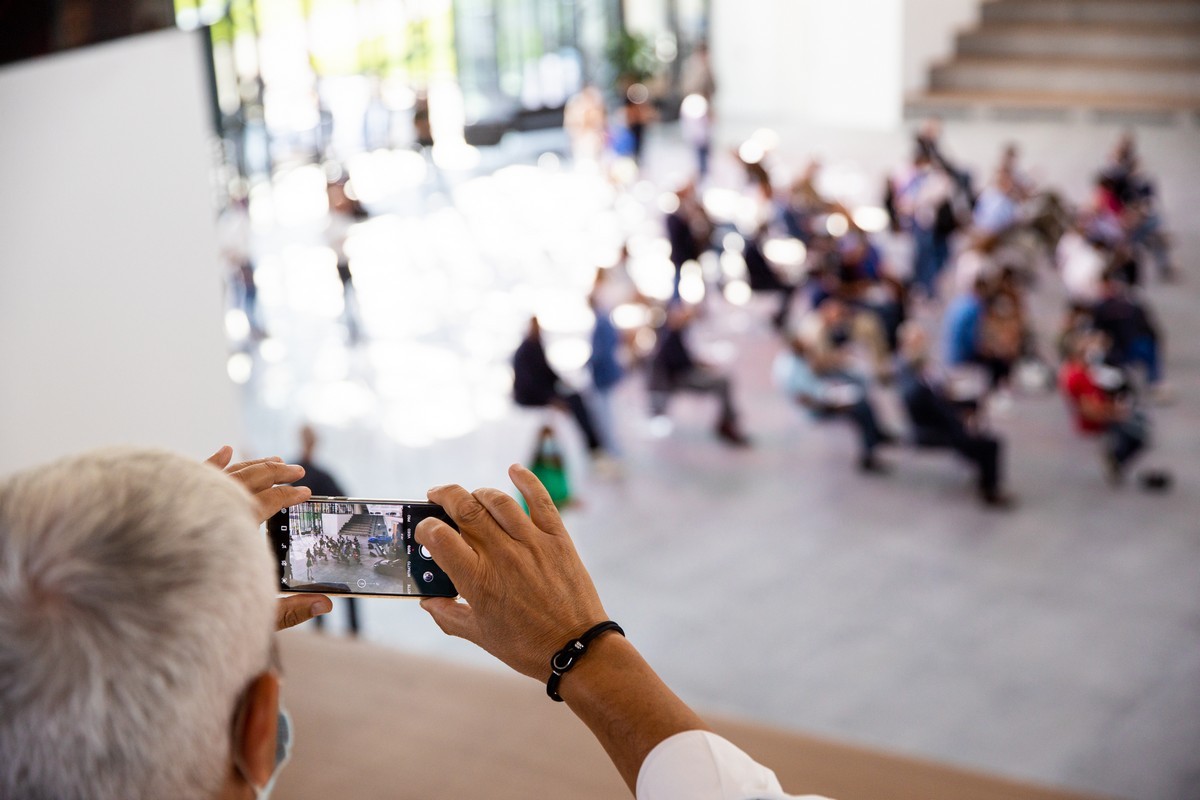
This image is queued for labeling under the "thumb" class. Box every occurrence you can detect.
[276,595,333,631]
[420,597,476,641]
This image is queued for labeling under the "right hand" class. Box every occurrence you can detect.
[414,465,609,681]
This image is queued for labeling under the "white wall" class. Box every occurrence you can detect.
[711,0,981,129]
[0,29,239,474]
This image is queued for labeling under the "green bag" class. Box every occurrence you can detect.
[524,426,572,511]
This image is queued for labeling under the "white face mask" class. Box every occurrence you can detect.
[236,706,294,800]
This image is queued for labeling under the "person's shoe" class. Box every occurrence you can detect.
[715,420,751,447]
[858,454,890,475]
[980,491,1016,510]
[1103,452,1125,486]
[876,431,902,448]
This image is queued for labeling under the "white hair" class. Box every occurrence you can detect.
[0,448,277,800]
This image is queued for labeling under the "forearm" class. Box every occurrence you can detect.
[560,633,709,794]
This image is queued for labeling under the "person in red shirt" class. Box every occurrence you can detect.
[1060,331,1147,483]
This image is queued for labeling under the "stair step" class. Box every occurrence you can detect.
[931,55,1200,97]
[982,0,1200,26]
[907,89,1200,114]
[960,25,1200,61]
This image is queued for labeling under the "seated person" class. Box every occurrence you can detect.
[1059,331,1148,484]
[649,303,750,446]
[513,316,606,458]
[0,447,826,800]
[742,225,797,330]
[1090,273,1167,400]
[897,324,1014,509]
[774,337,895,473]
[795,296,890,385]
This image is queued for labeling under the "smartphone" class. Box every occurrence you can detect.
[268,497,457,598]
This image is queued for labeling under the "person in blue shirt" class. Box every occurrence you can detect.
[774,336,895,473]
[942,277,988,367]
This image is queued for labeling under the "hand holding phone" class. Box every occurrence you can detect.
[269,498,457,598]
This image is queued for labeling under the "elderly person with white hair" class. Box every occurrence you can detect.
[0,447,829,800]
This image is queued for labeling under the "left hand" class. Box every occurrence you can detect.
[205,445,311,524]
[205,445,331,631]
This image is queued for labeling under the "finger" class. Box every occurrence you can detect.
[226,455,285,474]
[205,445,233,470]
[508,464,565,534]
[419,597,476,641]
[276,594,332,631]
[471,487,534,542]
[427,484,498,549]
[255,485,311,521]
[415,517,479,586]
[232,461,306,494]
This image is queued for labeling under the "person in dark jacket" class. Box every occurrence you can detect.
[513,317,603,455]
[897,324,1013,509]
[649,304,749,446]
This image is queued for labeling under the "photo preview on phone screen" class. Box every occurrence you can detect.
[279,500,456,597]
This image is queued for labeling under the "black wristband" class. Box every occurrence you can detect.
[546,621,625,702]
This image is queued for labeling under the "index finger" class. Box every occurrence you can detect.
[226,455,286,474]
[230,461,306,493]
[427,484,503,552]
[508,465,565,535]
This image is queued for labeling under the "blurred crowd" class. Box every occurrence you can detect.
[220,73,1180,513]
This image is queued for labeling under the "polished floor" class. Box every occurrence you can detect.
[240,118,1200,799]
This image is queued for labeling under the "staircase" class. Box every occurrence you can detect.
[908,0,1200,120]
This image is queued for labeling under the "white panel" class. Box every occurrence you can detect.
[0,29,240,474]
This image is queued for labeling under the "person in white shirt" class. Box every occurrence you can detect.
[1,447,827,800]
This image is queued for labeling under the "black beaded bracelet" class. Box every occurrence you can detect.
[546,621,625,702]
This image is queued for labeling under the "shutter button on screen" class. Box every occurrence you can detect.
[419,545,433,560]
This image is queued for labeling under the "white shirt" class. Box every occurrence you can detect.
[637,730,832,800]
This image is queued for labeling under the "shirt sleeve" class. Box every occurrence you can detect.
[636,730,832,800]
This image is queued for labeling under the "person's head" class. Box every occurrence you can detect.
[816,296,847,328]
[665,302,692,331]
[918,117,942,143]
[898,321,930,365]
[0,449,279,800]
[300,424,318,460]
[527,316,542,340]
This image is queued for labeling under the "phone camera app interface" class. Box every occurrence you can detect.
[283,501,455,597]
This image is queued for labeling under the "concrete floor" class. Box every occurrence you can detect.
[241,117,1200,799]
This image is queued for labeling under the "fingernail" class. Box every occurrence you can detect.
[312,598,332,615]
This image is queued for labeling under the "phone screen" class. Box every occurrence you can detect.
[270,498,457,598]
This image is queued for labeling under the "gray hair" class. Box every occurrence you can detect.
[0,448,277,800]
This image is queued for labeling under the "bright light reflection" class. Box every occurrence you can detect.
[724,280,752,306]
[679,261,705,304]
[227,353,253,384]
[738,139,765,165]
[853,206,891,233]
[657,192,681,215]
[722,232,745,254]
[273,165,329,226]
[826,213,850,237]
[680,93,709,119]
[547,338,591,372]
[225,309,250,340]
[720,250,747,279]
[258,337,287,363]
[763,238,807,267]
[612,303,650,330]
[701,188,742,222]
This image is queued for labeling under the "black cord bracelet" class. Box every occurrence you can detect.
[546,621,625,702]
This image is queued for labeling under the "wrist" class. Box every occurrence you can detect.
[545,621,625,702]
[553,630,634,704]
